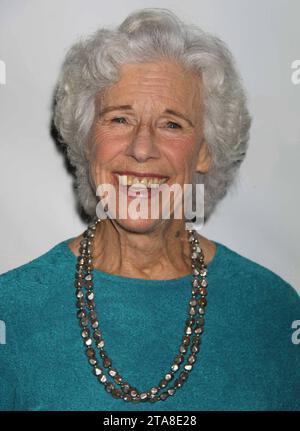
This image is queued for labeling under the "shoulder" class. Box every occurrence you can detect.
[212,242,300,409]
[0,239,69,283]
[212,240,300,339]
[0,239,72,317]
[214,240,299,305]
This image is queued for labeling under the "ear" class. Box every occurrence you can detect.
[196,140,212,173]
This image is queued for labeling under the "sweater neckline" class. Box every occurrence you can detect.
[61,236,224,286]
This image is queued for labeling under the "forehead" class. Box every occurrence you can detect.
[100,60,203,113]
[117,60,198,84]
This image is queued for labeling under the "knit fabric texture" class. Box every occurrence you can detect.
[0,238,299,411]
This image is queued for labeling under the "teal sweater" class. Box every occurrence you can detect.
[0,238,299,411]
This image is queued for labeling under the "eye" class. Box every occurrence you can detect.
[166,121,182,129]
[111,117,127,124]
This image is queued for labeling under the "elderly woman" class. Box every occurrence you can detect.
[0,8,299,411]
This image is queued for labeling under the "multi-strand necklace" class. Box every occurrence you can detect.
[74,216,208,403]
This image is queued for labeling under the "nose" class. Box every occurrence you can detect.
[125,123,160,162]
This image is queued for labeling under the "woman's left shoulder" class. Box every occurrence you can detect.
[215,241,300,305]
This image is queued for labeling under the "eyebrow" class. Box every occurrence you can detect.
[98,105,194,127]
[99,105,132,117]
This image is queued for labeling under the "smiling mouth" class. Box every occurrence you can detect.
[114,173,169,188]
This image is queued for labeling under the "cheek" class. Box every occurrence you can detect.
[88,129,124,186]
[89,128,126,163]
[164,135,198,170]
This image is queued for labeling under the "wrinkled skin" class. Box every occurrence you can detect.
[69,60,216,279]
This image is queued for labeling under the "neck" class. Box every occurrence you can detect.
[92,219,191,279]
[68,219,216,280]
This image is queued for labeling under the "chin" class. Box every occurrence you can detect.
[112,217,165,234]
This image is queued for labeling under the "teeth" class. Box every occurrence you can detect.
[116,174,168,188]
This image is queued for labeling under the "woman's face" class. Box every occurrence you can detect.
[88,59,211,232]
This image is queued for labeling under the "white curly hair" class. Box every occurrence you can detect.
[53,7,252,222]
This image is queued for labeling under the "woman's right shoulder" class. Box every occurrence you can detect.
[0,239,72,313]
